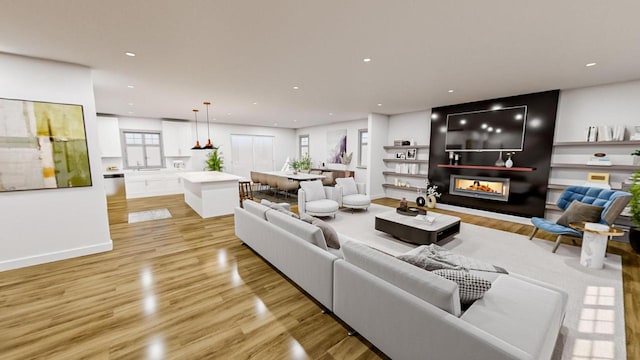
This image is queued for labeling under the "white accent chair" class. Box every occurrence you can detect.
[335,177,370,211]
[298,180,339,218]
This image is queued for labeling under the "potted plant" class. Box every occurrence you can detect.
[300,154,312,171]
[628,170,640,253]
[289,159,302,174]
[205,149,224,171]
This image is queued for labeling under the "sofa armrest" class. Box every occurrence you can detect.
[324,186,339,202]
[297,188,307,215]
[356,182,366,195]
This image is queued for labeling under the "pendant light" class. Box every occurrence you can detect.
[202,101,215,149]
[191,109,202,149]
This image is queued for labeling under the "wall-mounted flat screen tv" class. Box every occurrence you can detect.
[444,105,527,152]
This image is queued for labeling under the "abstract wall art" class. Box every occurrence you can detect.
[0,98,92,192]
[327,129,347,164]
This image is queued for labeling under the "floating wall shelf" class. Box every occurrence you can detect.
[383,145,431,150]
[383,159,429,164]
[550,163,638,171]
[382,171,429,179]
[437,164,535,172]
[382,184,422,192]
[553,140,640,147]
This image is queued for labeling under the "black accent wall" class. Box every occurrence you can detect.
[428,90,559,218]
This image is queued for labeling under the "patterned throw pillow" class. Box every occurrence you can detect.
[432,269,491,304]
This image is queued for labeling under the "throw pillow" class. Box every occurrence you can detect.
[432,269,491,305]
[300,180,326,202]
[556,200,604,227]
[260,199,298,218]
[336,177,358,196]
[300,213,316,224]
[311,218,340,249]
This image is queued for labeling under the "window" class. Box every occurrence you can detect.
[299,135,309,159]
[358,129,368,168]
[122,130,164,169]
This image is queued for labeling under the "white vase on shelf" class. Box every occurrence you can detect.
[505,154,513,168]
[495,151,505,167]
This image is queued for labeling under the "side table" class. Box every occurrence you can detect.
[569,221,624,269]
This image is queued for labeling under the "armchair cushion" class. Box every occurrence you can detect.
[300,180,326,202]
[336,177,358,196]
[556,200,604,227]
[342,194,371,207]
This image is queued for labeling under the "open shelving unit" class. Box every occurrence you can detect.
[383,145,431,150]
[382,171,429,179]
[437,164,535,172]
[382,159,429,164]
[383,145,429,192]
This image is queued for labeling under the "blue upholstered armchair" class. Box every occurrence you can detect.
[529,186,631,253]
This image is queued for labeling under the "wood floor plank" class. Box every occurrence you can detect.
[0,194,637,359]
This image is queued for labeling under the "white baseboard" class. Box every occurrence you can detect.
[435,203,532,225]
[0,241,113,272]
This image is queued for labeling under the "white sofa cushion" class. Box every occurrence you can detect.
[341,241,461,316]
[266,209,328,250]
[342,194,371,207]
[300,180,326,202]
[305,199,339,214]
[336,177,358,196]
[461,275,566,359]
[243,200,270,220]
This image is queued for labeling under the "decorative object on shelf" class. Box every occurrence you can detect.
[587,153,612,166]
[340,152,353,165]
[191,109,202,149]
[396,152,406,159]
[631,126,640,141]
[448,151,454,165]
[584,173,611,189]
[423,180,442,209]
[205,148,223,171]
[632,149,640,166]
[416,196,426,207]
[394,178,399,186]
[586,126,597,142]
[406,148,417,160]
[612,126,625,141]
[453,153,459,166]
[628,170,640,253]
[202,101,216,149]
[410,138,415,146]
[399,197,408,211]
[495,151,505,167]
[598,125,613,141]
[505,152,514,168]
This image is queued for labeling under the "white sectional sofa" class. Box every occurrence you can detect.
[234,201,568,360]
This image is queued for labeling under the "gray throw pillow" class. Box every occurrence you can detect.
[432,269,491,305]
[299,213,339,249]
[261,199,298,218]
[556,200,604,227]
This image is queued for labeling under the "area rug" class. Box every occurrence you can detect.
[329,204,626,360]
[128,208,172,224]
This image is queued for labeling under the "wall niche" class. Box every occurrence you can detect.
[428,90,559,218]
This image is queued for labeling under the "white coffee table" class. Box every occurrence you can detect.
[375,210,461,245]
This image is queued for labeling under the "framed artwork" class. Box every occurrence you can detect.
[395,152,406,159]
[406,148,417,160]
[327,129,347,163]
[0,97,92,192]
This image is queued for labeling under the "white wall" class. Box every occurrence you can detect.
[367,113,390,198]
[387,110,431,146]
[99,117,296,176]
[0,53,112,271]
[555,80,640,142]
[295,118,368,183]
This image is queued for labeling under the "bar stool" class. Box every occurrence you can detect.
[239,179,254,207]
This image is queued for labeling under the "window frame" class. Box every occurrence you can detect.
[358,128,368,168]
[299,134,309,159]
[121,129,165,169]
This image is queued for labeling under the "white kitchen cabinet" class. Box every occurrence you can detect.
[97,116,122,157]
[124,169,185,199]
[162,120,192,157]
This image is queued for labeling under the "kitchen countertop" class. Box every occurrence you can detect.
[180,171,243,183]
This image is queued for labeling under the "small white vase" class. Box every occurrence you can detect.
[495,151,505,167]
[426,195,437,209]
[505,157,513,168]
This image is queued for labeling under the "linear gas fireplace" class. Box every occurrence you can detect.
[449,175,510,202]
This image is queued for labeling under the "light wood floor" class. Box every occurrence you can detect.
[0,194,637,359]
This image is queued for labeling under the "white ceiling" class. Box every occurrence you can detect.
[1,0,639,129]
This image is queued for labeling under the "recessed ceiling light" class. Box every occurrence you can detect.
[329,113,333,116]
[293,119,298,122]
[496,128,502,133]
[128,102,134,106]
[448,89,454,93]
[481,123,488,129]
[274,123,278,126]
[253,102,258,105]
[363,58,372,63]
[293,86,300,90]
[515,114,523,120]
[460,119,467,125]
[431,113,439,120]
[227,113,231,115]
[491,105,502,110]
[585,62,597,67]
[377,103,382,107]
[125,52,136,57]
[487,127,494,132]
[127,85,135,88]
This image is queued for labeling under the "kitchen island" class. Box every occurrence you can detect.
[180,171,243,218]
